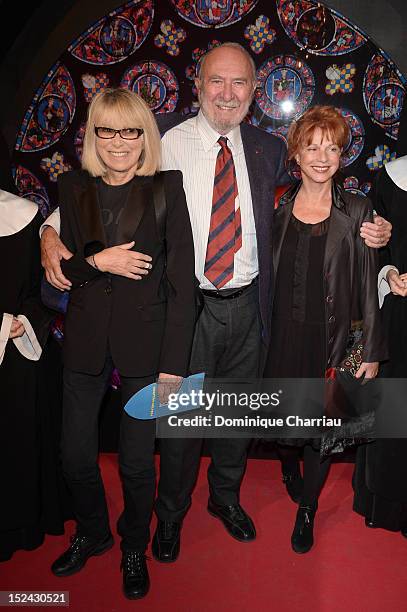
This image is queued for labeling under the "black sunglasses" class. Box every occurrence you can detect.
[94,126,144,140]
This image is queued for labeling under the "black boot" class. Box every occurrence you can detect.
[121,551,150,600]
[152,520,181,563]
[291,503,317,554]
[51,532,113,577]
[282,472,304,503]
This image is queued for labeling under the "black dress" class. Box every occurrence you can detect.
[0,203,69,561]
[264,214,328,447]
[353,161,407,531]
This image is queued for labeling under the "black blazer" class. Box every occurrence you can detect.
[272,181,387,370]
[157,113,291,349]
[58,169,196,377]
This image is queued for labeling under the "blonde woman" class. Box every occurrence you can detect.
[50,89,196,600]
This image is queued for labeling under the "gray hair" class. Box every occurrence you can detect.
[197,42,257,83]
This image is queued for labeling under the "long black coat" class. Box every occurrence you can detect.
[353,162,407,527]
[0,204,67,559]
[272,181,387,371]
[59,169,196,377]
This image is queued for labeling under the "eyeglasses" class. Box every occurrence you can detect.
[94,126,144,140]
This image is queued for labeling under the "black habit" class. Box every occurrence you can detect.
[0,190,69,561]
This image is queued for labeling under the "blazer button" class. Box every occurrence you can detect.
[328,315,336,323]
[326,295,333,303]
[105,285,112,295]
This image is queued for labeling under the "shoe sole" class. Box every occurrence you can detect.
[207,508,256,543]
[52,537,114,577]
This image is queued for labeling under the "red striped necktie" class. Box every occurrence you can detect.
[204,136,242,289]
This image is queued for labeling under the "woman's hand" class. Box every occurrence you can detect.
[157,373,183,405]
[9,317,25,339]
[355,361,379,380]
[93,241,152,280]
[387,269,407,297]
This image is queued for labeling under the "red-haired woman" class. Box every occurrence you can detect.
[264,106,386,553]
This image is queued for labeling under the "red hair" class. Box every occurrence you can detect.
[287,105,350,161]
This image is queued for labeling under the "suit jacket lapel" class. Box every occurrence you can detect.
[115,177,151,245]
[240,124,265,231]
[73,179,106,253]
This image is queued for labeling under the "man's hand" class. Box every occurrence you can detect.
[41,227,73,290]
[360,215,392,248]
[157,373,183,405]
[387,269,407,297]
[94,241,152,280]
[9,317,25,339]
[355,361,379,380]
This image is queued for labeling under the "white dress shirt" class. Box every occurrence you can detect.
[162,111,258,290]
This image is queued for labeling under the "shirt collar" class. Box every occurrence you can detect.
[196,110,242,153]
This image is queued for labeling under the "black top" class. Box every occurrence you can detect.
[265,214,329,378]
[97,177,134,247]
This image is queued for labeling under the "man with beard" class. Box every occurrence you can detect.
[40,43,391,561]
[152,43,289,557]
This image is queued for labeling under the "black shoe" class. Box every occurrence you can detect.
[401,525,407,539]
[121,551,150,600]
[51,532,113,577]
[207,499,256,542]
[291,503,317,554]
[152,520,180,563]
[365,517,377,529]
[282,472,304,503]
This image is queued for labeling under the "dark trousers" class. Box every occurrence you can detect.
[156,282,261,522]
[61,355,155,551]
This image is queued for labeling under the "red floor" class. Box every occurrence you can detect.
[2,456,406,612]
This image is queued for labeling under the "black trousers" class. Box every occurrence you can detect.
[156,282,261,522]
[61,355,155,551]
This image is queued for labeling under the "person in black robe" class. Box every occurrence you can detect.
[353,153,407,535]
[0,189,68,561]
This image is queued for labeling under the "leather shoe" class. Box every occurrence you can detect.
[401,525,407,539]
[207,499,256,542]
[121,551,150,599]
[152,520,180,563]
[291,503,317,554]
[51,532,113,577]
[282,472,304,503]
[365,517,377,529]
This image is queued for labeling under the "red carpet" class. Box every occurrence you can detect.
[2,456,406,612]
